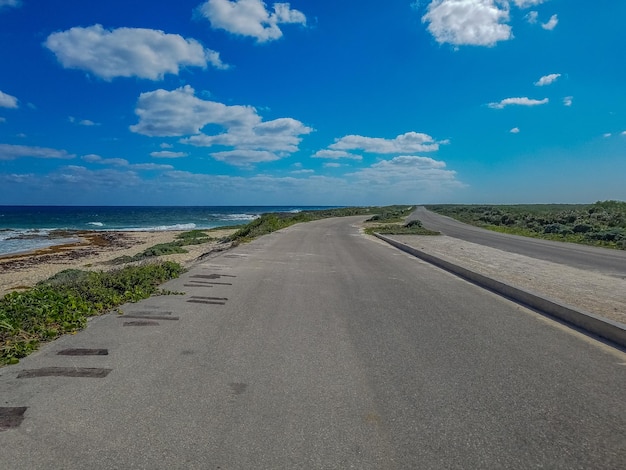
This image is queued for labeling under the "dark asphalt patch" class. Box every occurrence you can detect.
[187,300,226,305]
[17,367,112,378]
[57,348,109,356]
[120,314,179,321]
[123,320,160,326]
[229,383,248,395]
[190,296,228,301]
[192,274,236,279]
[0,407,27,431]
[183,284,213,288]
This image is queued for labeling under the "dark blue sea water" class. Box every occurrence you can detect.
[0,206,333,256]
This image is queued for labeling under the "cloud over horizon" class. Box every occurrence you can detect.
[45,25,227,80]
[488,97,549,109]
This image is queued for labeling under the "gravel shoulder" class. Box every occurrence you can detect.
[387,234,626,325]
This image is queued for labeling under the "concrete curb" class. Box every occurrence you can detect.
[375,233,626,349]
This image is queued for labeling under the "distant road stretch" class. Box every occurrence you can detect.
[410,206,626,277]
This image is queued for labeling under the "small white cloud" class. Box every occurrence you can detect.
[526,11,538,23]
[621,131,626,136]
[324,162,342,168]
[0,0,21,10]
[198,0,306,43]
[603,133,612,138]
[534,73,561,86]
[488,97,549,109]
[542,14,558,30]
[421,0,512,47]
[150,151,188,158]
[70,116,99,126]
[210,149,280,166]
[0,90,18,108]
[563,96,573,107]
[291,169,314,174]
[160,143,174,148]
[312,149,362,160]
[510,127,520,133]
[513,0,546,8]
[0,144,75,160]
[329,131,442,154]
[45,24,227,81]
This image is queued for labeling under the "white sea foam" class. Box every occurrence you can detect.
[87,222,104,227]
[116,223,198,232]
[221,214,260,221]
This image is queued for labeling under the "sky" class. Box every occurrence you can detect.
[0,0,624,206]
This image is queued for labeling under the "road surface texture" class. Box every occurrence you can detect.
[410,206,626,278]
[1,216,625,469]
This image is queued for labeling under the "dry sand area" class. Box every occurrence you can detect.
[390,234,626,326]
[0,229,236,297]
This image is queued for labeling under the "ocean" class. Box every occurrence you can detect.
[0,206,333,257]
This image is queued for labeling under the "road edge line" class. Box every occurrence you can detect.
[375,233,626,348]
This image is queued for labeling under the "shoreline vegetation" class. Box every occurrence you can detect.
[0,205,423,365]
[426,201,626,250]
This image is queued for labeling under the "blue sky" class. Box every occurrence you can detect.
[0,0,624,206]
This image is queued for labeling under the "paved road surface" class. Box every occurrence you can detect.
[1,217,625,469]
[411,206,626,277]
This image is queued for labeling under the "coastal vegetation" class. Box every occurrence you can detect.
[0,261,183,365]
[426,201,626,249]
[226,205,416,243]
[109,229,214,264]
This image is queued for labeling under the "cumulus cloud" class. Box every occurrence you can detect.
[131,85,312,165]
[0,144,75,160]
[488,97,548,108]
[563,96,573,107]
[150,150,188,158]
[421,0,512,47]
[0,90,18,108]
[69,116,100,126]
[210,149,280,166]
[312,149,362,160]
[329,131,442,154]
[542,14,558,30]
[512,0,546,7]
[534,73,560,86]
[45,25,227,80]
[198,0,306,42]
[510,127,520,133]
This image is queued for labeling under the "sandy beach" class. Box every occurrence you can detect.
[0,229,236,297]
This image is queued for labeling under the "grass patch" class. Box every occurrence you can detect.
[365,219,440,236]
[0,261,183,365]
[109,230,214,265]
[426,201,626,250]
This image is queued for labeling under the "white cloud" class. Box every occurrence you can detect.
[542,14,558,30]
[603,133,612,138]
[563,96,573,107]
[422,0,512,47]
[0,144,75,160]
[160,143,174,148]
[512,0,546,7]
[312,149,362,160]
[534,73,560,86]
[0,90,18,108]
[82,153,173,170]
[131,85,312,166]
[621,131,626,136]
[69,116,100,126]
[526,11,538,23]
[329,131,442,154]
[510,127,520,133]
[324,162,342,168]
[45,25,227,81]
[198,0,306,42]
[488,97,549,108]
[150,150,188,158]
[210,149,280,166]
[0,0,21,9]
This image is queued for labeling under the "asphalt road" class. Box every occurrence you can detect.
[1,217,625,469]
[410,206,626,278]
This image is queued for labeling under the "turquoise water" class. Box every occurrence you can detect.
[0,206,333,256]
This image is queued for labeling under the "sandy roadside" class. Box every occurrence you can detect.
[387,234,626,326]
[0,229,236,297]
